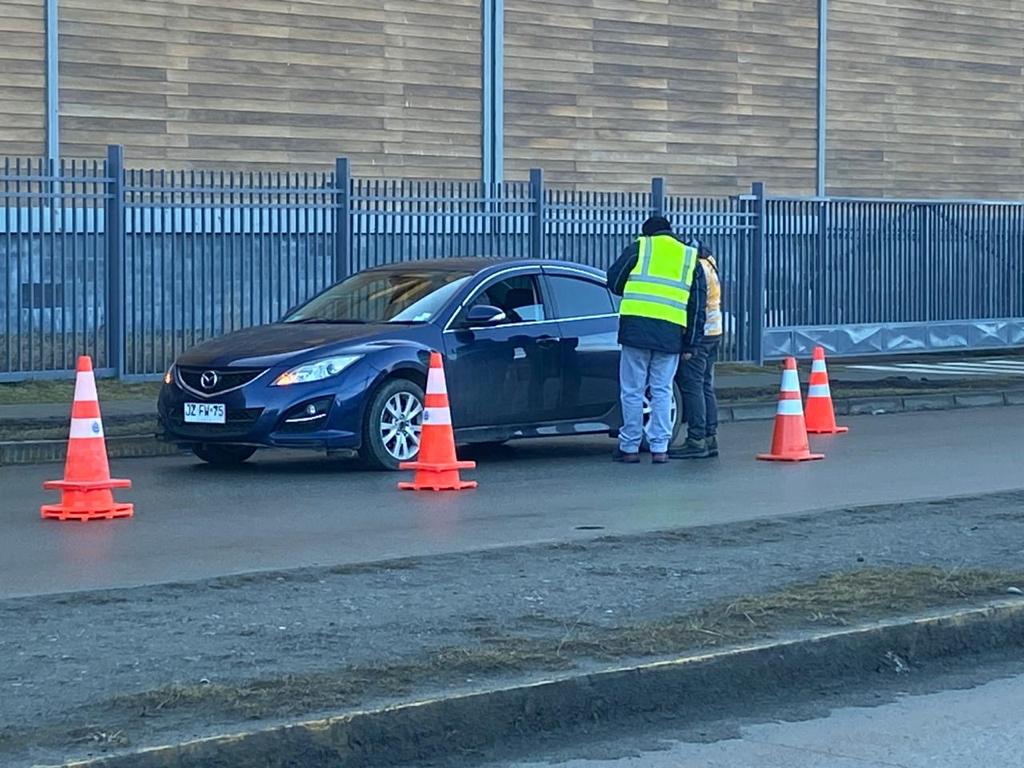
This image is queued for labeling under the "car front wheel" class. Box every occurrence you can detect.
[360,378,425,471]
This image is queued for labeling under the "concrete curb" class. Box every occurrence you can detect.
[0,435,180,466]
[58,600,1024,768]
[4,387,1022,467]
[724,386,1023,423]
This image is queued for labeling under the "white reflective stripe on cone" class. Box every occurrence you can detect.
[811,360,827,374]
[807,383,831,398]
[74,372,98,403]
[780,369,800,392]
[776,398,804,416]
[423,406,452,425]
[426,367,447,395]
[69,418,104,439]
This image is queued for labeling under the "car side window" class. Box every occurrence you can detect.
[546,275,616,319]
[462,275,546,325]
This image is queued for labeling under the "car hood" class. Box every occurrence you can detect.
[174,323,420,368]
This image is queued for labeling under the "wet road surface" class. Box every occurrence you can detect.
[2,406,1022,598]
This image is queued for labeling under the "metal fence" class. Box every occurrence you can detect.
[2,145,1023,380]
[763,197,1024,357]
[1,157,111,376]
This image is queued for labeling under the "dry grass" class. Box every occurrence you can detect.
[0,379,160,406]
[0,416,156,441]
[106,567,1021,722]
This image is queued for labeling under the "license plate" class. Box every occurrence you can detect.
[184,402,226,425]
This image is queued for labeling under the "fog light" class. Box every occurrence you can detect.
[283,397,332,425]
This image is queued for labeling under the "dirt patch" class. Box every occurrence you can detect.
[4,566,1016,761]
[5,490,1024,767]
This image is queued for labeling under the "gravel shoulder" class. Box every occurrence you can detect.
[3,490,1024,767]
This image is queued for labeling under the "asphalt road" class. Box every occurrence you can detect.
[483,662,1024,768]
[2,406,1022,598]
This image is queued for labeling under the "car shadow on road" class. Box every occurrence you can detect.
[173,437,614,477]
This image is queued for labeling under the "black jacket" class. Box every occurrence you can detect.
[605,231,707,355]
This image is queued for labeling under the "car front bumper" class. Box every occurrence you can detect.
[157,364,379,452]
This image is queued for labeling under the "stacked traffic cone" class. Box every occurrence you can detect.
[398,351,477,492]
[805,346,848,435]
[757,357,825,463]
[41,356,134,521]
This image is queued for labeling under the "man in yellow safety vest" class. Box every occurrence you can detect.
[606,216,706,464]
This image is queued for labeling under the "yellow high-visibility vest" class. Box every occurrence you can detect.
[702,256,723,336]
[619,235,698,327]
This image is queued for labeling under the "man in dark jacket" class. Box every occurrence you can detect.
[606,216,706,463]
[671,241,723,459]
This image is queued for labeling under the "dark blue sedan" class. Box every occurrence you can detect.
[158,258,682,469]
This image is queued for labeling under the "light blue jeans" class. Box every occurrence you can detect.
[619,345,679,454]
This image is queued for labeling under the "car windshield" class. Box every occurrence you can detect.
[284,269,474,324]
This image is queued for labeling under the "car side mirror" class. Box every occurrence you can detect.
[463,304,507,327]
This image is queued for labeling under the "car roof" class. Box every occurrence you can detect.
[362,257,603,278]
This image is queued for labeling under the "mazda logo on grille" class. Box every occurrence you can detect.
[199,371,220,390]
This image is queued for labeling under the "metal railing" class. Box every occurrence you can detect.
[2,144,1023,380]
[0,157,112,377]
[763,197,1024,357]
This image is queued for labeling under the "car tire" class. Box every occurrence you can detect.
[360,377,426,471]
[192,444,257,466]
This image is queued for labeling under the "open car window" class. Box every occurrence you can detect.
[461,274,546,324]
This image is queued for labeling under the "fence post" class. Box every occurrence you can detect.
[529,168,545,259]
[105,144,125,378]
[751,182,767,366]
[651,177,665,218]
[334,157,351,282]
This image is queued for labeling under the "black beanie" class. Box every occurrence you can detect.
[641,216,672,236]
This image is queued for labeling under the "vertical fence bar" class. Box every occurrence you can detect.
[3,159,9,372]
[750,182,766,365]
[651,177,665,218]
[105,145,124,377]
[529,168,544,260]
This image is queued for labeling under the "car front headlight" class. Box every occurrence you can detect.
[163,364,175,386]
[272,355,362,387]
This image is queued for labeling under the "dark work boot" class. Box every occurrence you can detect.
[613,448,640,464]
[651,452,669,464]
[706,435,719,457]
[668,438,711,460]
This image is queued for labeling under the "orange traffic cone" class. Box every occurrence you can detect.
[757,357,824,463]
[398,351,477,492]
[805,346,848,435]
[41,356,134,521]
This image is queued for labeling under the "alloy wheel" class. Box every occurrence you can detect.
[379,391,423,461]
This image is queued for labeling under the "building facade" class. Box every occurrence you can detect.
[1,0,1022,197]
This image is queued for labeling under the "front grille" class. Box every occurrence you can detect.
[165,406,264,440]
[176,367,267,396]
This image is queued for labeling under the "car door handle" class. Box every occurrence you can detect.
[536,336,560,349]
